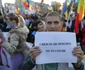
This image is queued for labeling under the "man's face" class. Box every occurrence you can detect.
[46,16,62,31]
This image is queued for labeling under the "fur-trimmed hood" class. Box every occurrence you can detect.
[9,26,29,35]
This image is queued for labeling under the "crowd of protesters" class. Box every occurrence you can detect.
[0,9,85,70]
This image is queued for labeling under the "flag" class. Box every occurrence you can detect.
[61,0,69,20]
[64,10,68,20]
[1,7,4,14]
[22,0,30,8]
[75,0,85,34]
[29,4,35,10]
[27,0,30,7]
[22,0,25,3]
[23,2,29,8]
[0,7,4,14]
[61,0,67,17]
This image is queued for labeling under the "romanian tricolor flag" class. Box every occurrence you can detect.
[22,0,25,3]
[75,0,85,34]
[22,0,30,8]
[29,4,34,10]
[27,0,30,7]
[61,0,68,20]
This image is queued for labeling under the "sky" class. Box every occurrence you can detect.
[2,0,15,6]
[2,0,66,6]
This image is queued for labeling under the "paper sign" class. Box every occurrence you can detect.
[35,32,77,64]
[26,42,33,49]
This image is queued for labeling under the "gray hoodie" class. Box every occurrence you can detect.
[20,56,84,70]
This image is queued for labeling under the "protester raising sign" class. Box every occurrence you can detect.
[35,32,77,64]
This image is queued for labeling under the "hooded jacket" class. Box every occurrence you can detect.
[1,26,29,56]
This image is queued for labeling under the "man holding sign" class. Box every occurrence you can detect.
[20,12,84,70]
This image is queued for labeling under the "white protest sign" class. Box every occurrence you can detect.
[26,42,33,49]
[35,32,77,64]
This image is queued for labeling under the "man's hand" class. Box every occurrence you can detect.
[72,46,84,68]
[28,47,41,61]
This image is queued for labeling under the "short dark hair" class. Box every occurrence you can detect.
[31,15,39,20]
[8,13,19,24]
[46,11,62,21]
